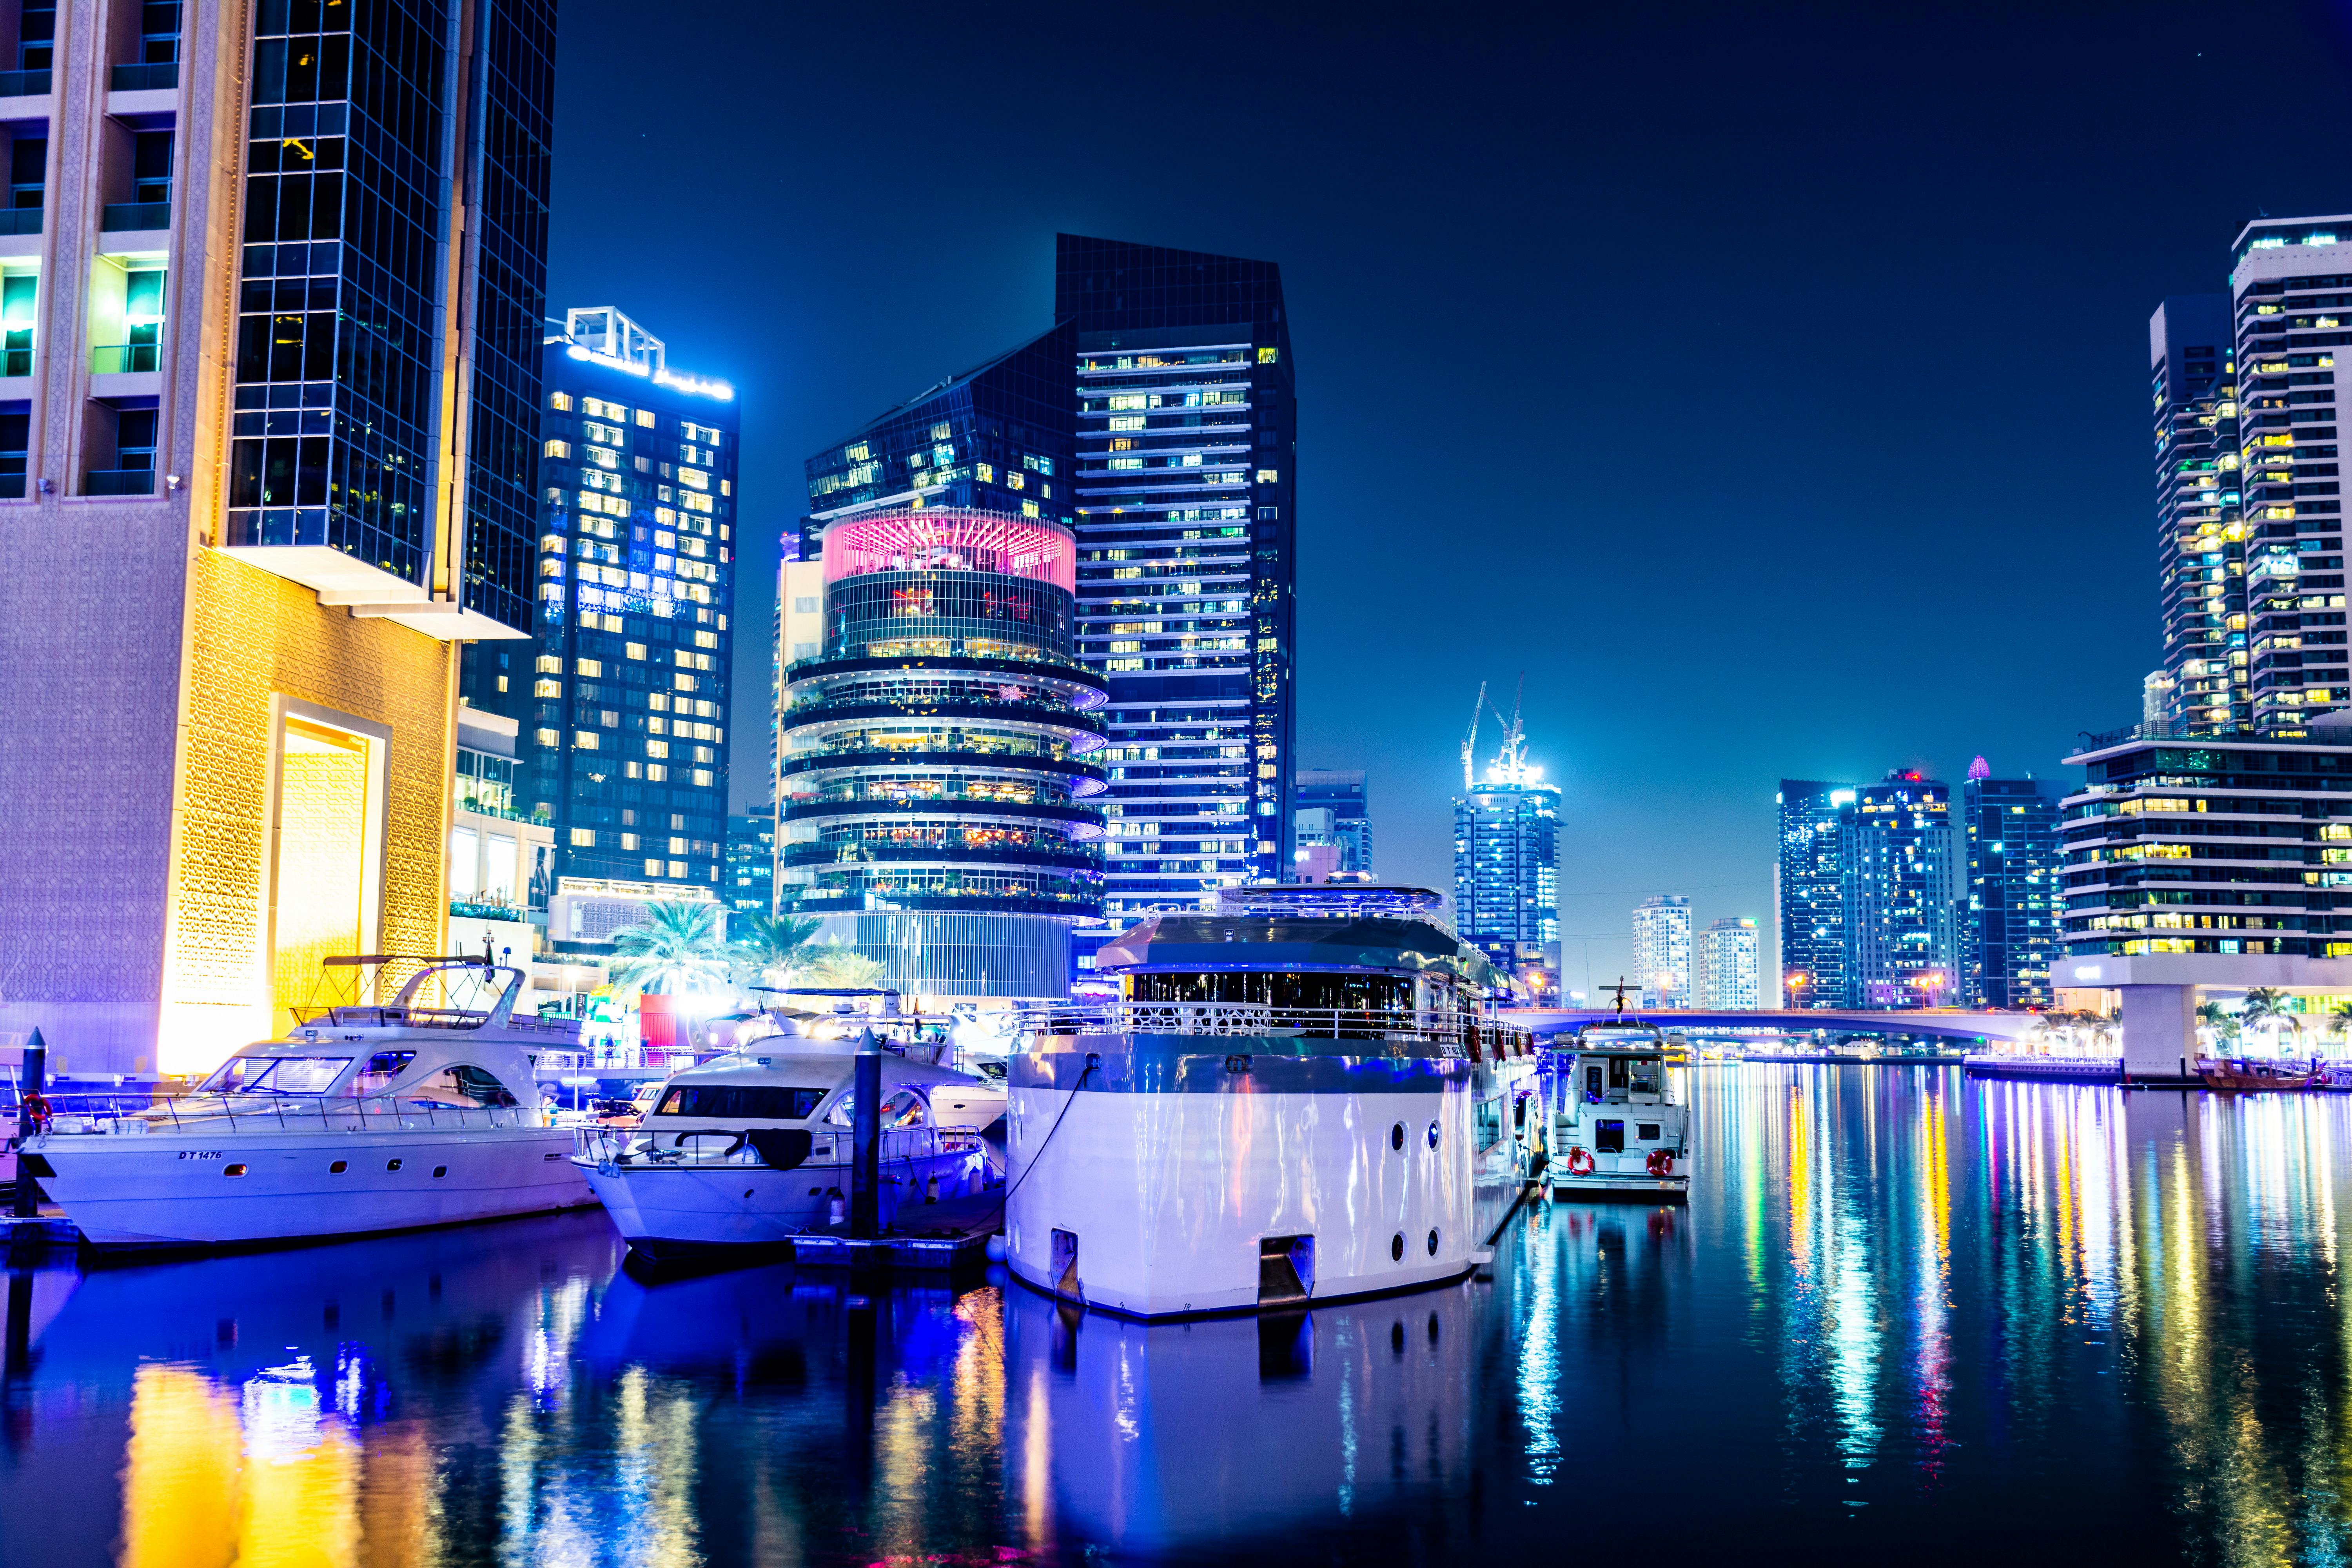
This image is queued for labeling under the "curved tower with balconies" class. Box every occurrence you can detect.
[777,509,1105,998]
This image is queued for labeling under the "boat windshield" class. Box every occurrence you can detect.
[656,1084,826,1120]
[197,1055,353,1096]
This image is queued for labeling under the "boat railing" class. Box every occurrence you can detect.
[15,1089,547,1137]
[1004,1002,1536,1057]
[573,1121,982,1169]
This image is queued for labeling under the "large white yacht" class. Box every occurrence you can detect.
[575,1030,995,1260]
[1003,886,1535,1319]
[24,959,592,1248]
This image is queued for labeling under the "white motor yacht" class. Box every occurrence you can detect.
[575,1031,993,1260]
[1543,1015,1693,1203]
[24,959,592,1248]
[1004,885,1535,1319]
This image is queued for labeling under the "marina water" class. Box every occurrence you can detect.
[5,1063,2350,1565]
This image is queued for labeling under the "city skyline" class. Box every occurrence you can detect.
[535,1,2352,984]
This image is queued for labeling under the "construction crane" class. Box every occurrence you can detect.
[1492,673,1528,784]
[1459,681,1487,790]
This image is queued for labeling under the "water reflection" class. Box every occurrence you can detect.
[14,1074,2352,1561]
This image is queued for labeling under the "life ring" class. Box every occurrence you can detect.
[1646,1149,1675,1177]
[1566,1147,1595,1176]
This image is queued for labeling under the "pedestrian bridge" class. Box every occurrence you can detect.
[1500,1007,2040,1044]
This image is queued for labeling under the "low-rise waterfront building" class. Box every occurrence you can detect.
[1294,769,1372,878]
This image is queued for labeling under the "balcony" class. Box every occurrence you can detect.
[100,201,170,233]
[90,344,159,374]
[0,69,51,98]
[109,62,178,92]
[84,468,153,497]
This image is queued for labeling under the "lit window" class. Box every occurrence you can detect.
[533,678,560,698]
[548,392,572,412]
[575,731,599,750]
[644,858,663,876]
[569,828,594,846]
[669,860,689,878]
[1255,470,1278,484]
[534,728,559,746]
[647,740,669,758]
[575,658,601,677]
[625,641,646,659]
[636,408,655,427]
[647,764,668,781]
[1257,347,1278,363]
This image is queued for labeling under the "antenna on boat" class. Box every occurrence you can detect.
[1604,976,1638,1018]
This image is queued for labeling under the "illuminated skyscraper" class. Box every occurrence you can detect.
[0,0,554,1071]
[1694,916,1760,1009]
[1632,895,1691,1007]
[460,307,739,927]
[1958,758,2063,1009]
[1293,769,1371,877]
[1838,770,1957,1007]
[2151,294,2243,733]
[1452,734,1558,974]
[1056,234,1297,916]
[1776,780,1854,1007]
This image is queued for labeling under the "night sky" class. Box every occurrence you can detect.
[543,1,2352,992]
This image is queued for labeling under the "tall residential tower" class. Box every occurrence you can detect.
[0,0,554,1071]
[1632,895,1692,1007]
[1958,758,2063,1009]
[1056,234,1296,916]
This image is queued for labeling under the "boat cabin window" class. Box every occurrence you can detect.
[1596,1120,1626,1154]
[1639,1122,1661,1141]
[822,1089,929,1128]
[1582,1065,1605,1103]
[345,1051,416,1096]
[199,1055,351,1095]
[1128,970,1417,1013]
[656,1084,826,1121]
[408,1065,519,1109]
[1628,1059,1661,1097]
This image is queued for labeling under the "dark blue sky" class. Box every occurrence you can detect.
[544,0,2352,990]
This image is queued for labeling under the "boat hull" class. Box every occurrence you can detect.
[1548,1171,1690,1204]
[581,1147,987,1257]
[1005,1037,1477,1319]
[30,1125,593,1247]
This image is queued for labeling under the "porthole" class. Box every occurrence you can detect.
[432,1166,448,1178]
[1390,1122,1404,1152]
[1426,1120,1440,1151]
[224,1163,247,1178]
[1426,1228,1439,1256]
[1390,1232,1405,1262]
[386,1159,402,1172]
[328,1160,347,1174]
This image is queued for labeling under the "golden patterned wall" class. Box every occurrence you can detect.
[158,550,454,1070]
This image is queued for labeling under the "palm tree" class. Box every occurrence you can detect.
[2241,987,2298,1057]
[800,940,887,990]
[2196,1000,2241,1051]
[605,901,733,996]
[730,913,824,990]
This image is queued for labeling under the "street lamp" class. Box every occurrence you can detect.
[1786,971,1809,1008]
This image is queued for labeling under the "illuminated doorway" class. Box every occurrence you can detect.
[269,703,387,1036]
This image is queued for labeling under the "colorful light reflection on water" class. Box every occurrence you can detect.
[9,1068,2352,1564]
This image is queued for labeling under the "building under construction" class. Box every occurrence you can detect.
[1451,684,1561,997]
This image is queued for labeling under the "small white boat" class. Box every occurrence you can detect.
[25,959,593,1249]
[575,1032,994,1261]
[1543,1013,1692,1203]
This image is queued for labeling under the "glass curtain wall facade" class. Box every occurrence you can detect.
[725,808,775,916]
[1452,781,1560,972]
[1776,780,1855,1007]
[1960,762,2063,1008]
[2059,735,2352,959]
[2228,217,2352,734]
[1056,234,1296,916]
[1837,771,1957,1007]
[776,509,1105,999]
[1293,768,1372,875]
[2152,295,2246,733]
[228,0,549,634]
[460,310,739,900]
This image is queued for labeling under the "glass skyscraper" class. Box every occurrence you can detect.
[461,308,739,907]
[1838,770,1957,1008]
[1959,759,2063,1008]
[1453,776,1560,973]
[1775,780,1854,1007]
[1632,894,1691,1007]
[2151,294,2245,733]
[1055,234,1297,916]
